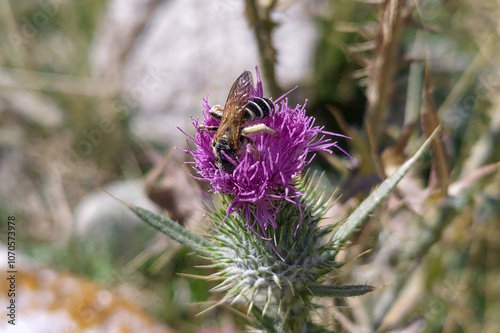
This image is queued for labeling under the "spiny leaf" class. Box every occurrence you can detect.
[130,205,215,257]
[331,127,441,258]
[309,284,375,298]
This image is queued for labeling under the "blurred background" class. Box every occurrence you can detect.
[0,0,499,332]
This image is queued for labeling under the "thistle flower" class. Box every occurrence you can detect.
[133,67,435,331]
[182,67,350,238]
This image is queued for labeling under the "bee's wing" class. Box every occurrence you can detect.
[218,71,253,147]
[224,71,253,111]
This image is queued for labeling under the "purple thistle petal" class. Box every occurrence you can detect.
[180,67,351,236]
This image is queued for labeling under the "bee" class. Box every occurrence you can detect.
[199,71,275,173]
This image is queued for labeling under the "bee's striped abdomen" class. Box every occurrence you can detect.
[244,98,274,122]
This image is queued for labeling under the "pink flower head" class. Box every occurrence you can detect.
[181,67,350,237]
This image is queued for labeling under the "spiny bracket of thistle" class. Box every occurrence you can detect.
[200,173,377,324]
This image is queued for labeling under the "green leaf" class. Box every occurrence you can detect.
[331,127,441,258]
[130,205,215,257]
[250,305,278,333]
[309,284,375,298]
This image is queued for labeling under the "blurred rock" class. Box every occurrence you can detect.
[72,180,173,271]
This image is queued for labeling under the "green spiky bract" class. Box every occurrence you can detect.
[202,174,373,332]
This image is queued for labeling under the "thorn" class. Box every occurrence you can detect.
[91,180,131,208]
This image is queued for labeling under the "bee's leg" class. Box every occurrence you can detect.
[241,123,276,137]
[208,105,224,120]
[198,125,219,131]
[240,124,276,158]
[198,105,223,131]
[239,135,259,158]
[240,135,254,146]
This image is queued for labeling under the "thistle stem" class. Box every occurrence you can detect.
[244,0,281,97]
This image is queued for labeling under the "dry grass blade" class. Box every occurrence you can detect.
[421,61,450,195]
[438,35,493,113]
[346,40,377,53]
[0,67,117,96]
[363,0,408,178]
[449,161,500,196]
[461,97,500,175]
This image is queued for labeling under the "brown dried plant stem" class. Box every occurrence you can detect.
[422,64,450,195]
[244,0,281,97]
[364,0,406,178]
